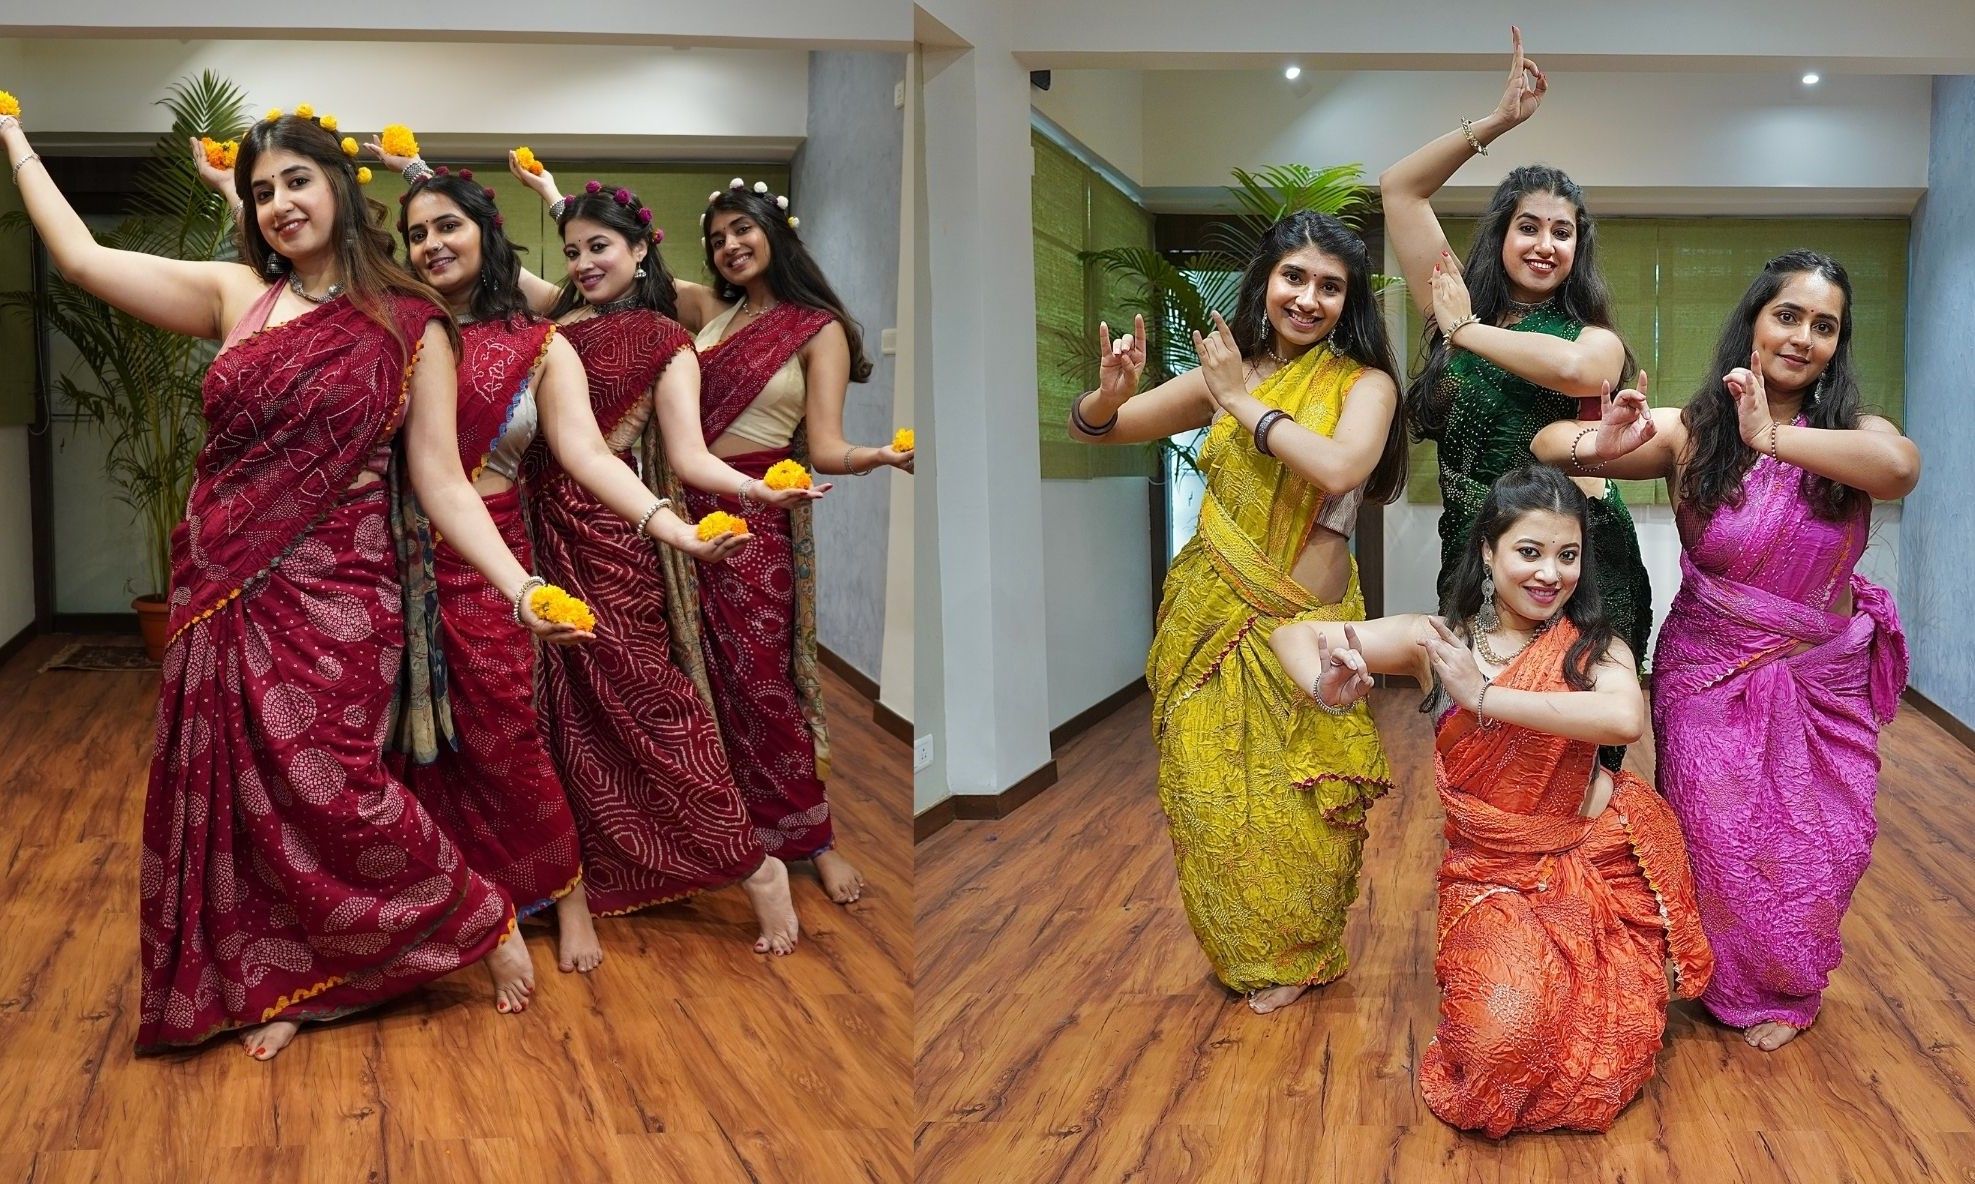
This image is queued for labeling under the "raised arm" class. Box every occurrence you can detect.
[798,320,912,475]
[533,334,749,561]
[402,320,583,641]
[1533,373,1686,482]
[1067,313,1217,446]
[1270,614,1439,708]
[1192,312,1397,495]
[1380,26,1547,316]
[1729,355,1921,501]
[499,150,572,314]
[1423,617,1645,747]
[648,349,824,510]
[3,116,253,340]
[1430,255,1627,397]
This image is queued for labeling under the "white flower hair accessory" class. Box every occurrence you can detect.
[703,177,802,233]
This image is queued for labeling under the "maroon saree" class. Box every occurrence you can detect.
[528,309,764,914]
[137,287,511,1052]
[405,317,580,920]
[688,303,836,858]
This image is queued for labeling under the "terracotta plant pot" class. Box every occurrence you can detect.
[133,594,170,662]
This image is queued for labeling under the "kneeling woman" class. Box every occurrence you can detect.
[1272,465,1713,1137]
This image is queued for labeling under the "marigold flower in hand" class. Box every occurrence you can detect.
[695,511,750,542]
[763,460,813,491]
[0,92,22,119]
[527,584,596,632]
[513,146,544,175]
[379,123,419,158]
[201,137,239,170]
[892,428,915,452]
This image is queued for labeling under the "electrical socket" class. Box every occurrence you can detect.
[913,736,933,771]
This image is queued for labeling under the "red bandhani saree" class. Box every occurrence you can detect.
[687,302,835,858]
[528,309,764,914]
[1418,621,1713,1136]
[404,317,580,919]
[137,286,512,1052]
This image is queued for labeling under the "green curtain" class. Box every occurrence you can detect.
[1032,130,1155,480]
[1403,215,1909,505]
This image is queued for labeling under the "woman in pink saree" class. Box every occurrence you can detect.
[3,106,577,1058]
[1537,249,1920,1051]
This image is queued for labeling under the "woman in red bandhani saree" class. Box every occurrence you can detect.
[2,106,579,1058]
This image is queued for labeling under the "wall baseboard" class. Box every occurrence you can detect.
[913,797,957,843]
[0,621,35,670]
[1904,686,1975,756]
[1049,678,1146,752]
[873,700,913,745]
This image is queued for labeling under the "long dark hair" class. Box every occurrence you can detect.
[1228,210,1408,504]
[1407,165,1631,441]
[548,184,678,320]
[1679,250,1865,521]
[234,114,452,352]
[394,167,534,326]
[1441,464,1617,689]
[702,186,873,382]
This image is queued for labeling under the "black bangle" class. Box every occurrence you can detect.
[1071,392,1118,437]
[1253,408,1289,457]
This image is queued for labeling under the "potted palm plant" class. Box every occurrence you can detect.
[2,72,249,658]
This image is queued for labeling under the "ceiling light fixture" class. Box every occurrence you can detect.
[1802,71,1820,85]
[1285,65,1302,81]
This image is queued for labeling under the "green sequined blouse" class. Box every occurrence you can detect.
[1432,303,1654,682]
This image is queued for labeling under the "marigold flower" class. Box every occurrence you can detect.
[0,92,22,119]
[355,167,374,185]
[513,146,543,175]
[264,107,283,122]
[892,428,915,452]
[294,103,314,119]
[201,137,239,170]
[340,136,360,158]
[319,115,338,132]
[695,511,750,542]
[764,460,813,491]
[527,584,596,632]
[379,123,419,159]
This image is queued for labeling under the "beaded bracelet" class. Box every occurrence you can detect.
[1569,426,1607,474]
[510,576,546,626]
[1310,676,1354,715]
[1253,408,1290,457]
[635,498,671,537]
[403,158,434,184]
[548,197,568,220]
[1766,421,1781,462]
[1475,679,1498,727]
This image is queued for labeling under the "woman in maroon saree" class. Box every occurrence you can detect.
[3,107,571,1057]
[392,168,747,972]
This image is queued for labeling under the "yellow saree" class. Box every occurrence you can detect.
[1146,345,1394,992]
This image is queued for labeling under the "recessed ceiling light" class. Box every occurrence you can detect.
[1802,72,1821,85]
[1285,65,1302,81]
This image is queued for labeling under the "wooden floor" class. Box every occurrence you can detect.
[0,634,912,1184]
[915,688,1975,1184]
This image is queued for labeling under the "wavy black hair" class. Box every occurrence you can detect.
[702,185,872,382]
[549,184,678,320]
[395,168,533,326]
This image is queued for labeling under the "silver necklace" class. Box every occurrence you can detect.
[288,273,345,304]
[741,294,778,318]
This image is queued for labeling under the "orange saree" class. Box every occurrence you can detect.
[1418,622,1712,1137]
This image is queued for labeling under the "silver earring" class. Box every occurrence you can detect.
[634,265,647,280]
[263,255,282,277]
[1478,569,1500,632]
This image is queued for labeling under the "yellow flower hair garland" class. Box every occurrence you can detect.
[695,511,751,542]
[763,460,813,491]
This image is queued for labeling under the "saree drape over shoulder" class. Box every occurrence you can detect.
[528,309,763,914]
[1652,449,1906,1030]
[1146,346,1393,993]
[137,289,512,1052]
[404,318,580,920]
[686,301,836,859]
[1419,621,1712,1137]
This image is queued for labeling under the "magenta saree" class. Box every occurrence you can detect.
[688,302,836,858]
[137,287,512,1052]
[405,317,580,919]
[1652,447,1907,1029]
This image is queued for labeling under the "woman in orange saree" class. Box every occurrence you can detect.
[1273,465,1712,1136]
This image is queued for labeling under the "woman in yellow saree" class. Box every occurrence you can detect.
[1068,212,1408,1012]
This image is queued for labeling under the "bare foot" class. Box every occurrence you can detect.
[1745,1021,1803,1051]
[487,924,534,1014]
[1246,985,1310,1015]
[555,881,604,974]
[813,848,866,905]
[742,857,801,955]
[238,1020,301,1061]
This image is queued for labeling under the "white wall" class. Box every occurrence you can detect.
[1041,478,1152,730]
[1031,69,1145,185]
[0,428,33,643]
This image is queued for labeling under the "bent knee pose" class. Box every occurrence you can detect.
[1380,27,1652,770]
[1273,465,1713,1136]
[5,105,576,1055]
[1536,251,1919,1052]
[1070,211,1408,1015]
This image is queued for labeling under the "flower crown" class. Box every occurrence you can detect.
[704,177,799,231]
[558,180,664,244]
[258,104,378,184]
[396,165,506,228]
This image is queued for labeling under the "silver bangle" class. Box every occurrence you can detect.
[843,446,868,475]
[635,498,670,537]
[511,576,547,625]
[1475,679,1497,727]
[1459,117,1489,156]
[1310,676,1353,716]
[11,152,42,182]
[403,158,434,184]
[548,197,568,220]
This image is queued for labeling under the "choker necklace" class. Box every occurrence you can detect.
[594,293,644,316]
[288,274,345,305]
[1506,295,1553,317]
